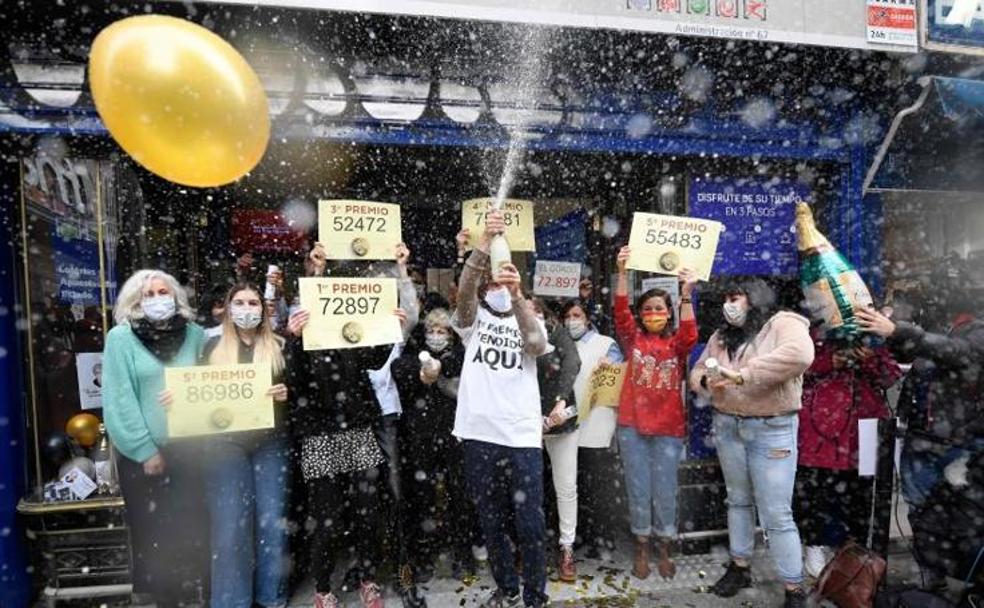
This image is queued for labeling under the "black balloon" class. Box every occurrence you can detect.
[43,432,74,469]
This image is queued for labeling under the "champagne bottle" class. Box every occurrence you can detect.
[796,202,872,339]
[488,233,512,280]
[92,424,116,495]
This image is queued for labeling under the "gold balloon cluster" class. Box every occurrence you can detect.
[88,15,270,187]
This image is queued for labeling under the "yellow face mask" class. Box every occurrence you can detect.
[641,311,669,333]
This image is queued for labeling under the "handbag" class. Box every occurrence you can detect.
[816,540,888,608]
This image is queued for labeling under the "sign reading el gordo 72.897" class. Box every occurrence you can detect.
[627,213,723,281]
[533,261,581,298]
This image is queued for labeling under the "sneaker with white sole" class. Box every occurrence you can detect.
[314,591,339,608]
[804,545,829,579]
[360,581,384,608]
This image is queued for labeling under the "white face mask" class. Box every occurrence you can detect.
[230,305,263,330]
[141,295,176,322]
[723,301,749,327]
[565,318,588,340]
[484,288,512,313]
[425,332,450,353]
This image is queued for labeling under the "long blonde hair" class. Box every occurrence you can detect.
[209,283,285,376]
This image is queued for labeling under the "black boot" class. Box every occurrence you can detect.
[709,561,753,597]
[783,587,808,608]
[399,564,428,608]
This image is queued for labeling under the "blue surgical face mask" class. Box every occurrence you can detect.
[484,288,512,313]
[230,305,263,330]
[425,332,450,353]
[141,295,176,322]
[723,300,748,327]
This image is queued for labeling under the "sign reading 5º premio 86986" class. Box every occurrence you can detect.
[298,277,403,351]
[319,200,402,260]
[165,363,273,437]
[627,213,723,281]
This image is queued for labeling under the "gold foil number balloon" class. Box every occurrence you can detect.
[88,15,270,187]
[66,413,102,449]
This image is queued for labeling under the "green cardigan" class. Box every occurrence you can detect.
[102,322,205,462]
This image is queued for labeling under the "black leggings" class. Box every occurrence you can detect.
[307,467,383,594]
[794,466,874,547]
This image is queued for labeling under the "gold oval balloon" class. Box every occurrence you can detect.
[66,413,102,449]
[88,15,270,187]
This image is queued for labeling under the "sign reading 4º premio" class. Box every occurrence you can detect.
[165,363,274,437]
[298,277,403,351]
[318,200,403,260]
[627,212,723,281]
[461,198,536,252]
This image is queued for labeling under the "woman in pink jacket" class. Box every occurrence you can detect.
[690,278,815,608]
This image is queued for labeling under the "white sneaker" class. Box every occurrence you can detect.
[473,544,489,562]
[804,545,829,579]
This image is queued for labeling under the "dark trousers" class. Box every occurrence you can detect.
[463,440,547,607]
[375,414,407,565]
[402,427,481,566]
[118,445,210,606]
[307,466,382,594]
[577,447,624,551]
[794,466,874,548]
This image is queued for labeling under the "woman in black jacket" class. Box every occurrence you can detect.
[392,308,480,579]
[531,298,582,583]
[285,306,406,608]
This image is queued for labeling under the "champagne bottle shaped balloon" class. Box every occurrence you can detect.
[796,202,873,339]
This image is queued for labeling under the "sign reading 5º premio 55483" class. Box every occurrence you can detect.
[627,213,723,281]
[298,277,403,351]
[165,363,274,437]
[318,200,402,260]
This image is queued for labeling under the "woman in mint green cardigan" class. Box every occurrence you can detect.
[102,269,208,608]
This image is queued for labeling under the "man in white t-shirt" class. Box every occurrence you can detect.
[452,211,549,608]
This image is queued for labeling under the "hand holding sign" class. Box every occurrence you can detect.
[627,213,723,280]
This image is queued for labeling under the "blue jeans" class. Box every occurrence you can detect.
[205,433,291,608]
[900,436,984,508]
[712,413,803,585]
[617,427,682,539]
[463,440,547,607]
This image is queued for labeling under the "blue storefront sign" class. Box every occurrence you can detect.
[534,209,588,263]
[689,176,809,276]
[925,0,984,50]
[53,231,101,308]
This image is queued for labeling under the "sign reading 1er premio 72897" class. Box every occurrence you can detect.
[533,261,581,298]
[627,213,723,281]
[298,277,402,351]
[165,363,274,437]
[318,200,402,260]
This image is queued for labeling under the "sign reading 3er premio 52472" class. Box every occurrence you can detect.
[627,213,723,281]
[461,198,536,252]
[165,363,274,437]
[319,200,402,260]
[298,277,402,351]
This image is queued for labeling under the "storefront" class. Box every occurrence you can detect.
[0,1,938,604]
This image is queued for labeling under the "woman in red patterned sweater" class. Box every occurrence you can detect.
[614,245,699,581]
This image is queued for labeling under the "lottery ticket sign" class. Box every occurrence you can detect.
[166,363,274,437]
[318,200,402,260]
[626,213,723,281]
[461,198,536,252]
[298,277,402,351]
[578,363,627,423]
[533,261,581,298]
